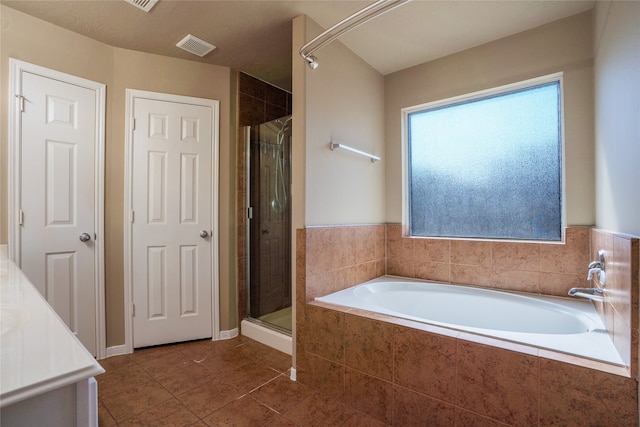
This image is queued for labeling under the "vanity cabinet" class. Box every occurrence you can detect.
[0,251,104,426]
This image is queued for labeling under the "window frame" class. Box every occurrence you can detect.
[401,73,566,242]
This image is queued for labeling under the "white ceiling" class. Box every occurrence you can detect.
[2,0,595,90]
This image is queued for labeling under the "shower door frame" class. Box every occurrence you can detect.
[244,117,292,333]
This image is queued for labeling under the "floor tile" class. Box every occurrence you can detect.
[139,350,194,378]
[118,398,199,426]
[154,362,215,395]
[217,361,281,393]
[97,367,156,399]
[341,411,390,427]
[250,373,314,414]
[101,381,174,422]
[201,395,278,426]
[176,379,243,419]
[97,337,372,426]
[98,399,117,427]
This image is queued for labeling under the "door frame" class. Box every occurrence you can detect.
[123,89,220,353]
[8,58,107,359]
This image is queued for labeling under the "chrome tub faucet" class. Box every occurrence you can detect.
[568,286,604,302]
[568,250,606,302]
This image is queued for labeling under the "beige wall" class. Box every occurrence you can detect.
[302,18,386,226]
[593,1,640,237]
[384,11,595,227]
[0,6,236,347]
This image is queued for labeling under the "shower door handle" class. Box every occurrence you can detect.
[199,230,209,238]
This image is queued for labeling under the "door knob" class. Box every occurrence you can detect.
[199,230,209,238]
[79,233,91,242]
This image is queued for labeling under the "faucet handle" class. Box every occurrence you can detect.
[588,260,602,269]
[587,250,607,285]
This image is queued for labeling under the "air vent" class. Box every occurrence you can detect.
[176,34,217,57]
[123,0,158,12]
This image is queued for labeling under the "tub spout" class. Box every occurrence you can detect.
[568,287,604,302]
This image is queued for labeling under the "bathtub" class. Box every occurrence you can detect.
[315,276,624,366]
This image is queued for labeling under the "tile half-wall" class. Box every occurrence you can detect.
[296,224,639,425]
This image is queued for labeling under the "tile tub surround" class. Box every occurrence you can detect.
[296,224,640,425]
[386,224,591,296]
[298,303,638,426]
[590,229,639,378]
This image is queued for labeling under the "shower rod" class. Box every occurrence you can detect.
[299,0,411,69]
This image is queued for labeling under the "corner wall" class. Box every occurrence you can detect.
[593,1,640,237]
[301,17,386,226]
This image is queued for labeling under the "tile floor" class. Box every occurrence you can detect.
[97,336,387,426]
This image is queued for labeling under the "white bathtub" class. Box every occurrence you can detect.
[315,276,623,366]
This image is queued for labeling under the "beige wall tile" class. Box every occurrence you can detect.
[344,368,393,424]
[451,240,492,267]
[386,257,414,278]
[296,353,344,400]
[455,408,510,427]
[305,305,344,363]
[344,314,394,381]
[457,342,539,426]
[539,272,584,297]
[394,326,457,403]
[393,385,456,426]
[450,264,493,287]
[414,261,450,282]
[540,358,638,426]
[414,238,450,263]
[540,227,590,275]
[492,242,540,271]
[387,224,414,260]
[490,268,539,293]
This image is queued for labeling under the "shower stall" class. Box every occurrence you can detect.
[244,115,292,337]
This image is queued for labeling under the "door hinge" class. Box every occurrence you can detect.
[130,210,135,223]
[131,117,136,130]
[15,95,25,113]
[132,303,135,316]
[18,209,24,226]
[247,207,253,219]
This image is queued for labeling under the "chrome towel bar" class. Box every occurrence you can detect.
[329,142,380,163]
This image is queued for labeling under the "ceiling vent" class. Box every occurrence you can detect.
[176,34,217,57]
[123,0,158,12]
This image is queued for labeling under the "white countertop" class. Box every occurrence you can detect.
[0,249,104,407]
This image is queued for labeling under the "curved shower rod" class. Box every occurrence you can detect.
[299,0,411,70]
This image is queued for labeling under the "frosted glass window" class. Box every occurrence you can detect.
[407,79,562,241]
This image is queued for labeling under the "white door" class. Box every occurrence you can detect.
[12,63,105,357]
[131,95,216,348]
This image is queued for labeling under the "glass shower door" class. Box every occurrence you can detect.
[246,115,292,332]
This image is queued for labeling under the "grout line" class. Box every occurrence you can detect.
[247,371,285,394]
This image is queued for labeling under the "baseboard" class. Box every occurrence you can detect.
[219,327,239,340]
[104,329,238,359]
[105,345,128,358]
[241,319,292,355]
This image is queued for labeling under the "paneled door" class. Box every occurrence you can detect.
[130,94,217,348]
[11,60,105,357]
